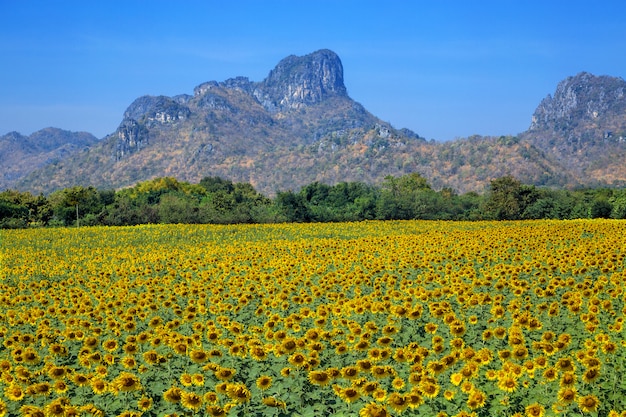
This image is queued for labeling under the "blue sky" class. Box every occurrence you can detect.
[1,0,625,141]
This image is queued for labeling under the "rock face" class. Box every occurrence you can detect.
[5,51,626,195]
[522,72,626,184]
[530,72,626,133]
[0,128,97,190]
[110,49,356,161]
[15,49,425,194]
[256,49,347,111]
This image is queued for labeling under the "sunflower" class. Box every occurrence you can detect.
[173,342,187,355]
[542,367,558,382]
[361,381,379,396]
[387,392,409,413]
[578,394,600,413]
[53,381,68,394]
[215,367,236,381]
[121,356,137,369]
[48,343,68,356]
[392,377,405,390]
[22,348,40,365]
[581,367,601,384]
[556,357,575,372]
[137,396,153,411]
[492,326,506,338]
[371,366,389,379]
[355,340,370,351]
[372,388,387,402]
[180,391,203,411]
[357,359,373,372]
[19,405,45,417]
[377,336,393,347]
[202,391,218,404]
[450,323,466,337]
[48,366,67,380]
[5,384,25,401]
[420,381,440,398]
[560,372,576,387]
[485,370,498,381]
[557,387,577,404]
[180,373,193,387]
[72,373,91,387]
[45,399,66,417]
[123,343,138,355]
[450,372,463,386]
[481,328,494,341]
[584,357,601,368]
[444,389,455,401]
[513,346,529,360]
[602,341,617,354]
[359,402,389,417]
[339,386,361,404]
[341,366,360,380]
[205,405,226,417]
[460,381,474,394]
[428,360,446,376]
[498,350,512,361]
[525,403,545,417]
[467,390,487,410]
[262,397,287,409]
[0,400,7,417]
[208,349,222,358]
[163,386,182,403]
[79,404,103,417]
[335,343,349,354]
[114,372,141,392]
[90,378,108,394]
[250,346,268,360]
[256,375,273,390]
[226,382,251,403]
[189,349,209,363]
[102,339,118,352]
[497,375,517,393]
[308,370,331,386]
[289,353,307,368]
[142,350,159,365]
[424,323,438,334]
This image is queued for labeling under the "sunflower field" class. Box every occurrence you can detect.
[1,220,626,417]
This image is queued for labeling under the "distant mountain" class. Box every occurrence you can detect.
[521,72,626,187]
[0,128,97,191]
[3,50,626,195]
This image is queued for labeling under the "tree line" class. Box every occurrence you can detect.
[1,174,625,228]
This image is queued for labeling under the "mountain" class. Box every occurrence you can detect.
[0,128,98,191]
[521,72,626,187]
[3,51,626,195]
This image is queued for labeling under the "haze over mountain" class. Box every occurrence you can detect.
[2,50,625,195]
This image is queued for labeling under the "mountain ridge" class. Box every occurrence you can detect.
[3,50,626,195]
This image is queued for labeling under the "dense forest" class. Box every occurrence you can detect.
[1,173,624,228]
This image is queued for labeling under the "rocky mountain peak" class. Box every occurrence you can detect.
[255,49,348,112]
[530,72,626,131]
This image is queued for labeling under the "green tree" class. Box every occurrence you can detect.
[376,173,437,220]
[275,191,309,222]
[49,186,104,226]
[0,190,53,228]
[483,176,538,220]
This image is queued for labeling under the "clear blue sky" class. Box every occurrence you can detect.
[2,0,625,141]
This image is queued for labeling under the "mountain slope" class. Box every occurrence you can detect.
[0,128,98,191]
[6,51,626,195]
[522,72,626,186]
[15,50,429,195]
